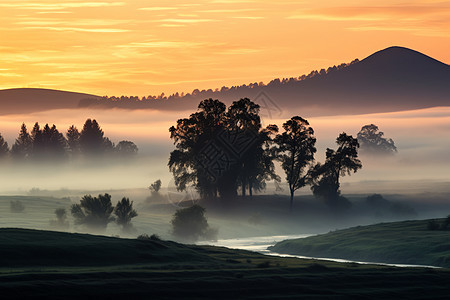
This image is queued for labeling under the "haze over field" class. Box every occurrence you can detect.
[0,105,448,194]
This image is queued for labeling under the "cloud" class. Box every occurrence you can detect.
[231,16,264,20]
[23,26,129,33]
[0,2,125,10]
[117,41,206,49]
[158,18,217,23]
[138,7,178,11]
[288,5,450,22]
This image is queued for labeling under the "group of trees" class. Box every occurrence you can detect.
[168,98,279,201]
[70,193,138,233]
[79,58,360,108]
[169,98,363,211]
[0,119,138,161]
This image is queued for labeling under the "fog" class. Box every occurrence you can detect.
[0,106,449,240]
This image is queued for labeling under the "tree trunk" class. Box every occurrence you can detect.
[290,189,294,212]
[242,180,246,197]
[249,181,253,197]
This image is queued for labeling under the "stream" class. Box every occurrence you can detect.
[202,234,440,269]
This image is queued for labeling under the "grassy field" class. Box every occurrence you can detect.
[270,218,450,267]
[1,228,450,299]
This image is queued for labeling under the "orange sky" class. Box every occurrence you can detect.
[0,0,449,97]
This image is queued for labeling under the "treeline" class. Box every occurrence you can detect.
[169,98,362,211]
[0,119,138,161]
[79,58,359,107]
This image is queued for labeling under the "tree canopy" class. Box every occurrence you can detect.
[357,124,397,155]
[274,116,316,211]
[168,98,279,201]
[310,133,362,211]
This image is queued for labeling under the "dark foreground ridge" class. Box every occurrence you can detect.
[1,228,450,299]
[270,218,450,268]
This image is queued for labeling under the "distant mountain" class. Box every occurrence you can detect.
[0,88,99,115]
[81,46,450,117]
[1,47,449,117]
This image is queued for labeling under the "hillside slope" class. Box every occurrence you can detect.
[0,88,98,115]
[269,218,450,267]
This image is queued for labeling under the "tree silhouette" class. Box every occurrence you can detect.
[80,119,105,155]
[169,98,279,201]
[310,133,362,211]
[169,99,227,200]
[274,116,316,212]
[114,197,138,232]
[357,124,397,155]
[11,123,32,159]
[150,179,162,193]
[116,140,138,157]
[66,125,81,158]
[50,208,69,230]
[71,194,115,231]
[30,123,67,160]
[0,133,9,158]
[226,98,279,197]
[171,204,216,242]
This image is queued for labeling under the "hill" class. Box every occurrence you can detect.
[269,218,450,267]
[0,88,99,115]
[1,47,449,117]
[81,46,450,117]
[2,228,450,299]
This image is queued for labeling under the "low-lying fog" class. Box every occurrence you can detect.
[0,106,448,193]
[0,106,448,240]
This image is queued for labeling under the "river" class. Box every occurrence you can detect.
[202,234,440,269]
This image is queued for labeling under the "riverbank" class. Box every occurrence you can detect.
[2,228,450,299]
[269,218,450,268]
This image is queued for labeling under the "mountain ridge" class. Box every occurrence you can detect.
[0,46,449,117]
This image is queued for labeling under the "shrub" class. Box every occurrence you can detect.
[10,200,25,213]
[171,204,217,242]
[71,193,115,231]
[114,197,138,232]
[427,219,440,231]
[50,208,69,229]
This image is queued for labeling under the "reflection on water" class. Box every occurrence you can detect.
[201,235,440,269]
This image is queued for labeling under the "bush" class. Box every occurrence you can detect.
[10,200,25,213]
[50,208,69,230]
[114,197,138,233]
[137,233,161,241]
[171,204,217,242]
[71,193,115,231]
[427,219,440,231]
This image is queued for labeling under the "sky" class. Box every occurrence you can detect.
[0,0,449,97]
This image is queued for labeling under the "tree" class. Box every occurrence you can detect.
[169,99,227,200]
[79,119,105,155]
[226,98,279,197]
[310,133,362,211]
[357,124,397,155]
[116,140,138,157]
[66,125,81,157]
[169,98,279,201]
[11,123,32,159]
[114,197,138,232]
[0,133,9,158]
[274,116,316,212]
[50,208,69,230]
[171,204,216,242]
[149,179,162,193]
[31,123,67,160]
[71,194,115,231]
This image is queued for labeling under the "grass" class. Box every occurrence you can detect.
[1,228,450,299]
[269,218,450,267]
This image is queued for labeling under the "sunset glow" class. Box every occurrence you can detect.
[0,0,449,96]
